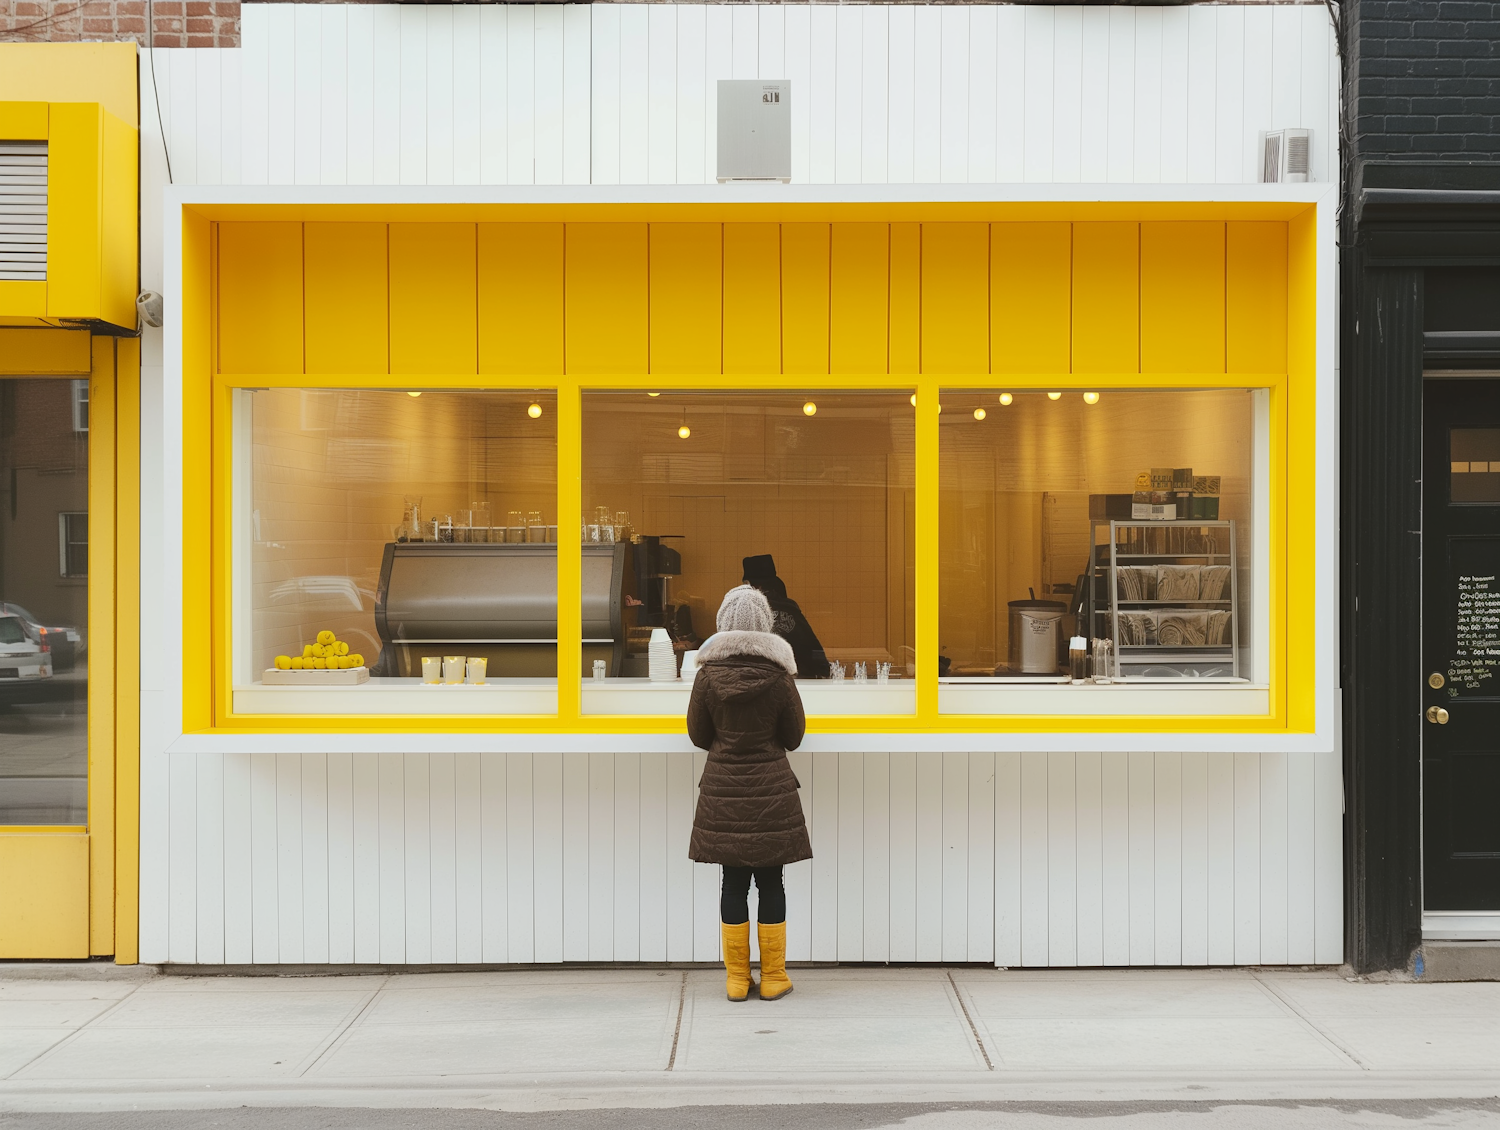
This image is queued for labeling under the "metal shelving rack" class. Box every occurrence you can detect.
[1087,519,1240,679]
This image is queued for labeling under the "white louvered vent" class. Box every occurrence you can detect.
[0,141,47,282]
[1260,129,1311,184]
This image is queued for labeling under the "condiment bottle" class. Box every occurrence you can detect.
[1069,636,1089,683]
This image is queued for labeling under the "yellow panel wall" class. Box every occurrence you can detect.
[889,222,921,375]
[1227,221,1289,374]
[566,223,648,374]
[479,222,564,375]
[723,223,781,375]
[1073,222,1140,373]
[781,223,830,375]
[305,223,389,374]
[0,835,90,958]
[45,102,103,320]
[991,223,1070,374]
[390,222,477,374]
[830,223,889,374]
[217,221,304,374]
[922,223,989,373]
[1141,221,1226,373]
[650,223,722,375]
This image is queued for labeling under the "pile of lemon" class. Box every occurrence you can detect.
[274,630,365,671]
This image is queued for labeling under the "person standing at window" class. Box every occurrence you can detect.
[688,585,811,1001]
[741,554,831,679]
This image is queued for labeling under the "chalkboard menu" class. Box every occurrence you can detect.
[1448,540,1500,697]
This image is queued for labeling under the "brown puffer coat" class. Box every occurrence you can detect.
[687,629,813,868]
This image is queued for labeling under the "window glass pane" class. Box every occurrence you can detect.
[581,391,914,689]
[245,389,558,693]
[939,389,1256,683]
[0,378,88,824]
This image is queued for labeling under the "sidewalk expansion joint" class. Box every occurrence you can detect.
[946,970,994,1071]
[296,974,392,1078]
[665,971,687,1071]
[1249,970,1369,1071]
[4,978,151,1081]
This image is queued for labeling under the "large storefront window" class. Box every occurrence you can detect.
[0,379,88,823]
[939,389,1262,701]
[580,391,915,714]
[235,388,557,715]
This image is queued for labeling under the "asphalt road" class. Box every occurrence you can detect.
[4,1102,1500,1130]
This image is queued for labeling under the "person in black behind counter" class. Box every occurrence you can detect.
[741,554,832,679]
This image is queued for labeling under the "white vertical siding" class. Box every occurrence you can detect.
[146,4,1336,188]
[161,748,1341,967]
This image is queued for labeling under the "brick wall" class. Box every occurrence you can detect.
[0,0,238,47]
[1351,0,1500,162]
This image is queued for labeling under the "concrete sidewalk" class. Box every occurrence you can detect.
[1,965,1498,1114]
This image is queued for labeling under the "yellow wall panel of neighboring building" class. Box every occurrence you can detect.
[99,109,139,330]
[305,223,389,375]
[992,222,1070,374]
[1141,221,1226,373]
[0,44,138,127]
[922,223,989,373]
[1227,221,1289,374]
[650,223,722,375]
[479,222,564,375]
[1073,222,1140,373]
[217,221,304,375]
[390,222,477,374]
[723,223,781,375]
[45,102,102,320]
[0,835,90,958]
[830,223,889,374]
[0,328,91,373]
[781,223,830,375]
[889,223,921,375]
[566,223,648,374]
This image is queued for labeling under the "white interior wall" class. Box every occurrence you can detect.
[142,2,1337,189]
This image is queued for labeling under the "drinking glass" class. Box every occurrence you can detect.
[466,657,487,684]
[443,655,465,684]
[421,656,442,684]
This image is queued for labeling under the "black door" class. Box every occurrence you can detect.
[1424,379,1500,910]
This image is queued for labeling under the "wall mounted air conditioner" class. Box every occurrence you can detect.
[717,80,791,183]
[1261,129,1310,183]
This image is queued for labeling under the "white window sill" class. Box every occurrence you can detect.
[233,677,558,715]
[939,680,1270,716]
[582,677,917,716]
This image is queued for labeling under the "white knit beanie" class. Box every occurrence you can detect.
[716,584,773,634]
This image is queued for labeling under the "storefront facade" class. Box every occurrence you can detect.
[5,2,1345,968]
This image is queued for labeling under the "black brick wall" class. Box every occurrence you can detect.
[1352,0,1500,163]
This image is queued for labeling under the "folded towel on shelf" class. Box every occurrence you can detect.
[1119,613,1154,645]
[1157,613,1208,647]
[1200,565,1231,602]
[1157,564,1202,602]
[1207,609,1233,645]
[1117,566,1156,601]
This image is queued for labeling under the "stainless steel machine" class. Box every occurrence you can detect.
[373,542,626,677]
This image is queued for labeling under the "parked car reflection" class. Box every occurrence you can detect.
[0,602,82,671]
[0,612,53,705]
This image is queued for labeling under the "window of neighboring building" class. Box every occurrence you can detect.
[57,511,87,578]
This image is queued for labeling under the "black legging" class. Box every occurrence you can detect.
[720,865,786,925]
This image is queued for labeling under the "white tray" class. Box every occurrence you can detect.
[262,666,370,686]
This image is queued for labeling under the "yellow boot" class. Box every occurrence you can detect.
[756,921,793,1001]
[721,921,753,1002]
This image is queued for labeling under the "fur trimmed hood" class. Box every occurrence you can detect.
[696,629,798,676]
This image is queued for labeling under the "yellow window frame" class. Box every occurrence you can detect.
[188,201,1318,738]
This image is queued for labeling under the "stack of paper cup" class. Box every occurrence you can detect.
[679,650,700,682]
[648,628,678,681]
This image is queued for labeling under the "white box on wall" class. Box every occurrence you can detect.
[717,80,791,183]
